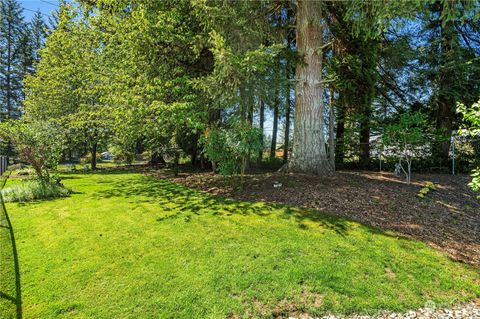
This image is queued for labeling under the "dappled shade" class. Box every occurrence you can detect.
[1,171,479,318]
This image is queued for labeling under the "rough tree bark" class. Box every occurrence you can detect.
[335,95,345,167]
[359,105,371,168]
[289,0,333,175]
[270,91,279,160]
[239,86,247,121]
[91,142,97,170]
[283,4,294,164]
[329,87,335,169]
[434,3,456,165]
[247,93,254,126]
[258,100,265,165]
[283,78,291,164]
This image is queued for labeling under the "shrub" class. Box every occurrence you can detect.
[0,120,65,182]
[261,156,284,169]
[8,163,27,171]
[1,179,72,203]
[417,181,437,199]
[458,100,480,198]
[15,167,36,176]
[469,168,480,195]
[113,152,135,164]
[202,123,263,177]
[80,153,102,165]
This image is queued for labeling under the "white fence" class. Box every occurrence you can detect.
[0,156,7,176]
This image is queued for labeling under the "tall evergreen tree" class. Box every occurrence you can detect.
[420,0,480,165]
[0,0,25,120]
[17,26,34,98]
[325,1,380,168]
[30,10,47,63]
[289,0,333,175]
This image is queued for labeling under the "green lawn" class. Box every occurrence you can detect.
[1,171,479,318]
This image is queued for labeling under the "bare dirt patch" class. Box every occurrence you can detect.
[148,168,480,266]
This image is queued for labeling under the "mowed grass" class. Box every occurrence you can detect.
[1,171,479,318]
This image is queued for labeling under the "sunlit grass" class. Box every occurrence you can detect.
[1,171,479,318]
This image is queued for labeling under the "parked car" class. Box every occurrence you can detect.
[100,151,113,160]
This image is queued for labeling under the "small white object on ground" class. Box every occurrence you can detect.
[273,181,282,188]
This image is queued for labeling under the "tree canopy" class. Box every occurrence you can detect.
[2,0,479,190]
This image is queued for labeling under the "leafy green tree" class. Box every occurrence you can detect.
[0,120,65,181]
[19,0,480,178]
[193,0,285,170]
[383,112,429,184]
[24,3,113,169]
[458,100,480,196]
[86,0,214,164]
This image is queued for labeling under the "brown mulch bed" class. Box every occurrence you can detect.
[147,168,480,266]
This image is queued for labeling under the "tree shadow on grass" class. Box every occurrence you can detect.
[0,177,22,319]
[92,173,370,237]
[60,169,134,176]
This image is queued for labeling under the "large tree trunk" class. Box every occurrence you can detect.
[283,79,291,164]
[289,0,333,175]
[435,99,453,164]
[244,89,254,170]
[91,142,97,170]
[190,147,197,166]
[239,85,247,122]
[283,4,294,165]
[335,96,345,167]
[208,108,221,126]
[433,4,455,165]
[247,93,254,125]
[258,100,265,165]
[270,92,279,159]
[359,105,371,168]
[329,87,335,169]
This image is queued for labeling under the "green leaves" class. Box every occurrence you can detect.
[0,119,65,181]
[458,100,480,136]
[383,112,428,149]
[201,122,263,175]
[458,100,480,196]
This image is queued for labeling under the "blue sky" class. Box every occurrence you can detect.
[19,0,60,21]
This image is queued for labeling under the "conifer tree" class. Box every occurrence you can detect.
[0,0,26,120]
[29,10,47,63]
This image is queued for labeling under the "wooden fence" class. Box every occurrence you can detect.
[0,156,7,176]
